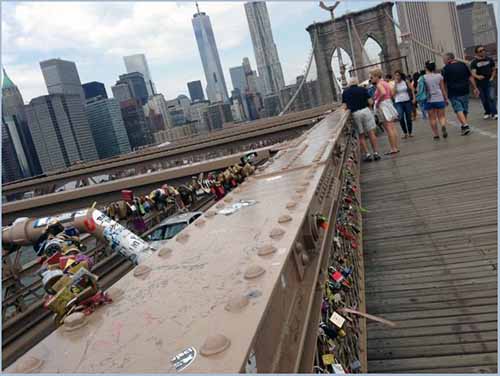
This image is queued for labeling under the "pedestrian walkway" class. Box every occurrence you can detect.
[361,99,498,373]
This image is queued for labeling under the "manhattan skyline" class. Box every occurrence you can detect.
[3,1,497,103]
[2,1,382,103]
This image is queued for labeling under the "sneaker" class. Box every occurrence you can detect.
[483,114,490,119]
[373,152,381,161]
[363,153,373,162]
[441,126,448,138]
[493,114,498,120]
[461,125,471,136]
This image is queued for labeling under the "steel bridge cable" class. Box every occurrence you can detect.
[383,7,467,63]
[350,17,373,67]
[278,29,318,116]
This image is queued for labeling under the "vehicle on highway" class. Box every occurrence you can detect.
[145,211,202,249]
[22,191,35,199]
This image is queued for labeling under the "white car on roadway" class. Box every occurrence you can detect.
[145,211,202,249]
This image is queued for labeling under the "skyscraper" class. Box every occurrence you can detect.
[262,93,282,118]
[111,83,133,103]
[144,94,172,129]
[207,102,233,131]
[187,80,205,102]
[279,76,321,113]
[229,65,247,94]
[189,100,210,133]
[244,2,285,95]
[2,117,30,183]
[242,57,259,93]
[123,54,156,97]
[116,72,149,105]
[457,2,497,59]
[85,97,131,159]
[119,98,153,150]
[82,81,108,101]
[2,69,42,177]
[397,2,464,72]
[26,94,99,172]
[39,58,86,103]
[192,4,229,103]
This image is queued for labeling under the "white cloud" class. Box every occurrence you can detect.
[5,2,247,62]
[3,63,48,103]
[2,1,326,100]
[2,1,257,99]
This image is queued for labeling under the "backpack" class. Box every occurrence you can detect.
[416,77,427,102]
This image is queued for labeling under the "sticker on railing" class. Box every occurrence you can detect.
[171,347,197,372]
[332,364,346,374]
[245,349,257,373]
[217,200,258,215]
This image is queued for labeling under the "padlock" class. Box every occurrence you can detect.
[341,266,353,278]
[47,286,75,317]
[45,252,62,266]
[322,353,335,366]
[331,270,344,283]
[52,274,72,293]
[42,269,64,295]
[319,322,338,340]
[59,255,76,270]
[67,260,89,275]
[350,360,361,371]
[44,238,63,257]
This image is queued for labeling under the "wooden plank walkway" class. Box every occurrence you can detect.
[361,100,498,373]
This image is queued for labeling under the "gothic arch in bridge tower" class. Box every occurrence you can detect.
[331,47,353,88]
[307,2,401,104]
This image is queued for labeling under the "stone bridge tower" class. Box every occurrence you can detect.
[307,2,401,104]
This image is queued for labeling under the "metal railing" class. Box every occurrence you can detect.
[6,108,367,374]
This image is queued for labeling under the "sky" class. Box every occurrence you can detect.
[1,1,497,103]
[1,1,389,102]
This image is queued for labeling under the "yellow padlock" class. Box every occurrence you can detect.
[52,275,72,293]
[68,261,89,275]
[47,287,74,316]
[322,354,335,365]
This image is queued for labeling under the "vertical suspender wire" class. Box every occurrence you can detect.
[383,7,467,63]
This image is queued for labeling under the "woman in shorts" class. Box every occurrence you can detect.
[370,68,399,155]
[392,71,415,138]
[423,61,449,140]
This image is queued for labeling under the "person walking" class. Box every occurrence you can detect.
[341,76,381,162]
[470,45,498,120]
[392,71,415,138]
[415,71,428,119]
[423,61,449,140]
[442,52,480,136]
[370,68,399,155]
[411,72,420,120]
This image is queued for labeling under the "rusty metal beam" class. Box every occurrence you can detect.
[5,107,363,373]
[2,196,215,367]
[2,148,271,224]
[2,105,334,197]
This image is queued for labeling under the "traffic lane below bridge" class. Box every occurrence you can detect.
[2,148,271,225]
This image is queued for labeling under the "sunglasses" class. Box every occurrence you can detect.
[478,49,486,53]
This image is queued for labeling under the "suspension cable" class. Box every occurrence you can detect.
[383,7,467,63]
[350,18,373,66]
[278,29,318,116]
